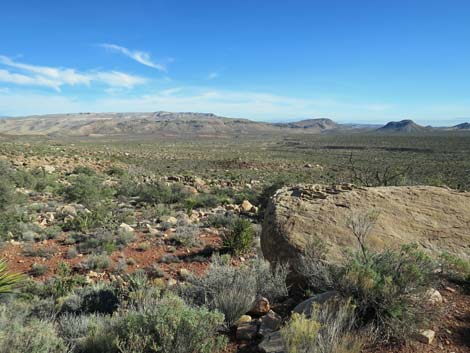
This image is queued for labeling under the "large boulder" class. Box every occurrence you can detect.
[261,184,470,276]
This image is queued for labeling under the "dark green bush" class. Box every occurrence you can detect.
[221,218,254,255]
[63,174,113,208]
[30,263,49,277]
[118,181,188,206]
[0,180,17,211]
[79,285,120,315]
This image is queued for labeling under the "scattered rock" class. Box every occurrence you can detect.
[241,200,257,213]
[444,286,456,293]
[43,165,56,173]
[58,205,77,217]
[236,322,258,341]
[259,331,286,353]
[119,223,134,234]
[415,329,436,344]
[426,288,443,305]
[235,315,252,327]
[159,216,178,225]
[259,310,282,336]
[249,296,270,316]
[293,291,339,317]
[178,268,191,279]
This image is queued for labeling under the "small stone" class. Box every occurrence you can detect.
[160,216,178,225]
[234,315,252,327]
[259,331,286,353]
[178,268,191,279]
[241,200,255,213]
[259,310,282,336]
[43,165,56,173]
[119,223,134,234]
[249,296,270,316]
[167,278,177,287]
[59,205,77,217]
[426,288,443,305]
[293,291,339,317]
[236,322,258,341]
[415,329,435,344]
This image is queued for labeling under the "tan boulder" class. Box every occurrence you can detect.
[261,184,470,280]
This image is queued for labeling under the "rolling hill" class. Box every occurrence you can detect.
[0,112,369,137]
[375,119,429,133]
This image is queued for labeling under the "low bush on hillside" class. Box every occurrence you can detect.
[0,306,66,353]
[171,224,201,248]
[179,255,288,327]
[205,213,238,228]
[63,174,113,208]
[439,252,470,282]
[281,299,365,353]
[300,237,437,341]
[221,218,254,255]
[115,294,227,353]
[118,180,189,206]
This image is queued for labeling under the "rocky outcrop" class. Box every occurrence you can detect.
[261,184,470,276]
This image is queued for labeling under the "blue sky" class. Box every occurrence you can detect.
[1,0,470,125]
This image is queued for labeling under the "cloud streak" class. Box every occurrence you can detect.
[0,55,147,91]
[0,86,402,123]
[100,44,166,71]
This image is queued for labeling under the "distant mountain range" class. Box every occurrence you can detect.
[376,119,470,133]
[0,112,468,137]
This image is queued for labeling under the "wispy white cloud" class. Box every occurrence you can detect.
[0,86,403,123]
[100,44,166,71]
[207,72,219,80]
[0,55,147,91]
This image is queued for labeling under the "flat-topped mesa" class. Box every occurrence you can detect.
[261,184,470,284]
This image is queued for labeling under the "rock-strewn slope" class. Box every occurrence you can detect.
[261,184,470,270]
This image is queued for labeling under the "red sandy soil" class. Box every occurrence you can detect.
[1,233,468,353]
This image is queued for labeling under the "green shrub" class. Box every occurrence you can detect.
[439,252,470,282]
[0,305,66,353]
[81,254,112,271]
[221,218,254,255]
[78,284,119,315]
[118,181,189,206]
[0,180,17,211]
[72,166,96,176]
[115,294,227,353]
[205,213,238,228]
[63,174,113,208]
[171,224,201,248]
[281,299,364,353]
[58,313,116,353]
[180,255,288,327]
[30,263,49,277]
[22,245,57,259]
[338,244,436,341]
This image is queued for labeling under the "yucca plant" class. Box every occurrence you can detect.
[0,259,24,295]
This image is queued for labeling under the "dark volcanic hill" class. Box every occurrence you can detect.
[376,119,429,133]
[453,122,470,130]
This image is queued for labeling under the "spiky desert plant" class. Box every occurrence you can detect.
[0,259,24,295]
